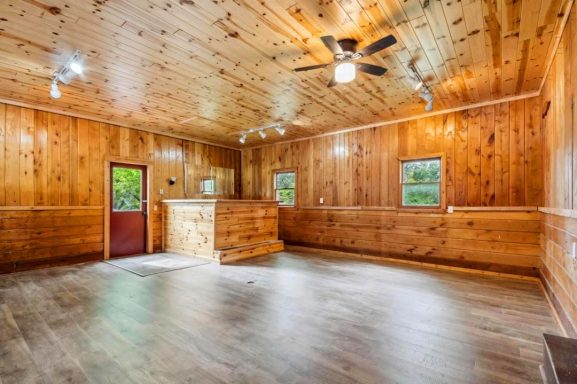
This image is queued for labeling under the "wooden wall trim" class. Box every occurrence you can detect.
[452,206,539,212]
[0,206,103,211]
[0,98,240,151]
[299,206,538,212]
[245,92,540,150]
[539,206,577,218]
[537,0,576,96]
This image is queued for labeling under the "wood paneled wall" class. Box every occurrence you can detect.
[281,208,542,277]
[241,98,544,275]
[242,98,543,208]
[540,5,577,336]
[0,208,103,273]
[0,102,241,271]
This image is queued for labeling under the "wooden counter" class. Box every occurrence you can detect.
[162,199,284,263]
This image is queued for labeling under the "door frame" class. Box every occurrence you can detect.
[104,157,154,260]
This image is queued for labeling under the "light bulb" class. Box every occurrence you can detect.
[334,62,356,83]
[258,130,267,139]
[239,134,246,144]
[275,126,285,135]
[69,60,83,75]
[50,81,61,99]
[425,100,433,111]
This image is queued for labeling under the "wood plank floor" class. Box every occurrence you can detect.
[0,251,560,384]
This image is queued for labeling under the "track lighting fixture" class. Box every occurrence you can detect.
[238,123,287,144]
[419,87,434,112]
[50,78,61,99]
[49,49,84,99]
[407,64,424,91]
[408,64,434,112]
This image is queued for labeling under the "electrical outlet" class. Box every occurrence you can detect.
[159,188,164,195]
[447,206,454,213]
[320,197,324,204]
[572,242,577,260]
[154,204,158,212]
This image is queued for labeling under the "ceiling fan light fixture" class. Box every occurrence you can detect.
[50,79,61,99]
[335,62,356,83]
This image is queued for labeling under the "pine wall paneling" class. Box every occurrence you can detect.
[241,97,545,276]
[0,102,241,272]
[242,98,544,208]
[540,5,577,337]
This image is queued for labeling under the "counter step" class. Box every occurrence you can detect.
[214,240,284,264]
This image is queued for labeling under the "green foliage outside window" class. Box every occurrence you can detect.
[402,158,441,207]
[113,167,142,211]
[275,172,295,206]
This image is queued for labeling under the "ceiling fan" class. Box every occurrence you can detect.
[293,35,397,87]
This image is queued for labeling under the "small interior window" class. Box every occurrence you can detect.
[274,171,296,207]
[401,157,441,208]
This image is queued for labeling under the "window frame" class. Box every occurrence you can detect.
[273,168,297,208]
[398,153,445,210]
[200,176,216,195]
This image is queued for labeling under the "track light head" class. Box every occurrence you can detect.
[239,134,247,144]
[258,130,267,139]
[50,80,61,99]
[419,89,433,103]
[407,65,423,91]
[275,126,286,135]
[68,50,83,75]
[425,100,434,111]
[409,77,423,91]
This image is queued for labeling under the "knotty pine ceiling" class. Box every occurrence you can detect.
[0,0,571,147]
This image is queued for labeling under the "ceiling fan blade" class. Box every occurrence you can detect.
[327,76,337,87]
[356,63,388,76]
[293,63,330,72]
[320,35,343,55]
[357,35,397,57]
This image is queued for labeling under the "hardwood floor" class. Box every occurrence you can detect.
[0,251,560,384]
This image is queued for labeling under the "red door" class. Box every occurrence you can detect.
[110,163,147,258]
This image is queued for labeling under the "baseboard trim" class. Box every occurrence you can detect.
[285,244,540,282]
[539,271,576,337]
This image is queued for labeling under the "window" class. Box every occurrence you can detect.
[201,177,215,195]
[112,167,142,212]
[400,157,442,208]
[274,170,296,207]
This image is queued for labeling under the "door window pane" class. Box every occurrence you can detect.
[113,167,142,212]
